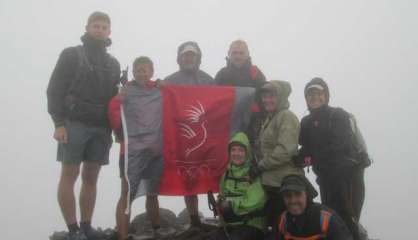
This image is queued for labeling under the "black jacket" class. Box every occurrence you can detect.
[278,203,353,240]
[47,34,120,127]
[299,105,357,177]
[215,59,266,88]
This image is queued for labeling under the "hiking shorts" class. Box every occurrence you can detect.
[57,120,112,165]
[119,153,160,197]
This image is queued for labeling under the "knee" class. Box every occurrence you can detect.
[60,165,80,184]
[81,169,100,186]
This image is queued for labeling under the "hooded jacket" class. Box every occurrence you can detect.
[47,33,120,127]
[219,132,266,231]
[215,58,266,88]
[299,78,357,177]
[256,81,304,187]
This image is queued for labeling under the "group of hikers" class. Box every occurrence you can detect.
[47,11,370,240]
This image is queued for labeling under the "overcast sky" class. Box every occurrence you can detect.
[0,0,417,239]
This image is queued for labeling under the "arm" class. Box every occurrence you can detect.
[46,48,77,128]
[327,213,353,240]
[258,112,300,171]
[109,57,121,98]
[214,69,225,85]
[254,66,267,89]
[293,117,312,167]
[108,95,122,132]
[298,116,311,157]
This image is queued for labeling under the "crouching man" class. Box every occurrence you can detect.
[210,132,266,240]
[277,175,353,240]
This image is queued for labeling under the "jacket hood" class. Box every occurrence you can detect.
[81,32,112,49]
[304,77,330,106]
[177,41,202,71]
[227,132,252,177]
[225,57,252,69]
[258,80,291,113]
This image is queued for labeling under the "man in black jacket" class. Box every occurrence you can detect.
[47,12,120,240]
[296,78,365,240]
[215,40,266,88]
[277,175,353,240]
[214,40,267,161]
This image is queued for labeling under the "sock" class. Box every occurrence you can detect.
[80,221,92,232]
[67,223,80,234]
[190,214,201,227]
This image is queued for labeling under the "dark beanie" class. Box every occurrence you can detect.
[304,77,330,104]
[280,175,318,201]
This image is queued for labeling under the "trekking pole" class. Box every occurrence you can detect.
[207,191,231,240]
[207,190,218,217]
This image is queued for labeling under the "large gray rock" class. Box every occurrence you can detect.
[176,208,205,230]
[129,208,178,238]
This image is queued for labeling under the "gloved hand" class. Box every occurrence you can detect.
[249,165,262,180]
[218,200,239,222]
[292,155,312,168]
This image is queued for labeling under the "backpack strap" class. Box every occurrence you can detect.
[224,169,252,184]
[319,210,332,236]
[69,45,93,94]
[278,210,332,240]
[278,211,287,235]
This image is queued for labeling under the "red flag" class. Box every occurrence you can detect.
[160,86,235,195]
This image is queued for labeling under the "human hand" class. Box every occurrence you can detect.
[53,126,67,143]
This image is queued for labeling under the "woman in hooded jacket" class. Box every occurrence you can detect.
[251,80,304,232]
[296,77,366,240]
[212,132,266,240]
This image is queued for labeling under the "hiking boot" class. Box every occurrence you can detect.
[65,231,87,240]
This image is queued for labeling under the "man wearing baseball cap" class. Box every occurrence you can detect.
[163,41,214,233]
[277,175,353,240]
[164,41,214,85]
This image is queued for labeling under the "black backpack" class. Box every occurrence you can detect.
[330,108,372,168]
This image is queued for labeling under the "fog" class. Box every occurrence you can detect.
[0,0,417,239]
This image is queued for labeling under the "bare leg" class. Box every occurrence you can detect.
[79,162,101,223]
[57,163,80,225]
[184,195,200,226]
[116,178,130,240]
[146,195,160,228]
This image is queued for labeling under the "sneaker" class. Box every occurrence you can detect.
[65,231,88,240]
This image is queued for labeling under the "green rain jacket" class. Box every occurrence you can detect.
[257,80,304,187]
[219,132,267,231]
